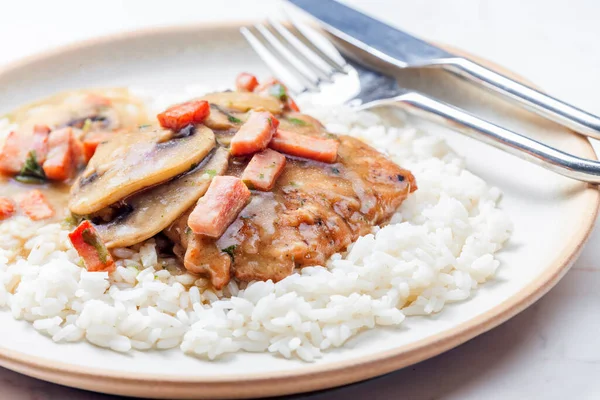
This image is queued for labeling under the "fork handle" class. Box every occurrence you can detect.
[441,58,600,139]
[391,92,600,183]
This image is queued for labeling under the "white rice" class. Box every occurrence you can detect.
[0,96,512,361]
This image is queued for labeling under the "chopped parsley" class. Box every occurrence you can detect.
[221,245,237,260]
[81,228,109,264]
[185,227,192,235]
[326,133,338,139]
[259,173,265,179]
[15,151,47,184]
[289,181,299,187]
[138,124,152,129]
[269,83,288,101]
[227,115,242,124]
[287,117,308,126]
[205,169,217,177]
[331,167,340,175]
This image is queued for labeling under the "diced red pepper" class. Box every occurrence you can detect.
[188,176,251,238]
[157,100,210,131]
[235,72,259,92]
[269,130,339,163]
[82,132,113,162]
[0,197,15,220]
[43,127,75,181]
[241,149,286,191]
[68,220,115,273]
[230,111,279,156]
[286,97,300,112]
[19,189,54,220]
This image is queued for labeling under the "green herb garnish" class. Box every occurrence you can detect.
[185,227,192,235]
[221,245,237,260]
[288,117,308,126]
[326,133,338,139]
[205,169,217,177]
[138,124,152,129]
[259,173,265,179]
[81,228,109,264]
[331,167,340,175]
[269,84,288,101]
[227,115,242,124]
[289,181,298,187]
[62,214,79,227]
[15,151,47,184]
[82,118,93,133]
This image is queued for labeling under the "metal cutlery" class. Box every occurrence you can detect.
[241,19,600,183]
[286,0,600,139]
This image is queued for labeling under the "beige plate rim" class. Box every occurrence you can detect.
[0,21,598,399]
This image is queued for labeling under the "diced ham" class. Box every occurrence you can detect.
[85,93,112,107]
[0,126,51,176]
[43,127,75,181]
[19,189,54,220]
[0,197,15,220]
[241,149,286,191]
[269,130,339,163]
[235,72,259,92]
[254,77,280,94]
[230,111,279,156]
[68,220,115,273]
[157,100,210,131]
[82,132,113,162]
[188,176,251,238]
[31,125,50,164]
[70,135,86,167]
[0,131,26,174]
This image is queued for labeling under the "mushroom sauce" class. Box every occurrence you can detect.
[0,79,417,290]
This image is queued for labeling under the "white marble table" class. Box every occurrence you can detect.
[2,1,600,399]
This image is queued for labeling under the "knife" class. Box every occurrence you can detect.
[285,0,600,139]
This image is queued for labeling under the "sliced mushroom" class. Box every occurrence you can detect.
[278,113,326,134]
[203,104,249,132]
[6,89,148,134]
[200,92,284,114]
[94,147,229,248]
[69,125,215,215]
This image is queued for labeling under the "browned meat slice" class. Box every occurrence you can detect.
[164,209,231,289]
[166,133,416,287]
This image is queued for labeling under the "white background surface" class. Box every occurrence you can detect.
[1,1,600,399]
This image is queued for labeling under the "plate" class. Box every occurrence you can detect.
[0,22,597,399]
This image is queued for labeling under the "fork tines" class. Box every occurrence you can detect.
[240,19,348,95]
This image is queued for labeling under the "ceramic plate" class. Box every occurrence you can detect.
[0,22,597,399]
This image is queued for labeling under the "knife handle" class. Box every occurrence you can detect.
[441,58,600,139]
[390,91,600,183]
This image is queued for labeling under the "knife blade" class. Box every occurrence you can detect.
[285,0,453,68]
[285,0,600,138]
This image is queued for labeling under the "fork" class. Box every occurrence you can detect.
[241,19,600,184]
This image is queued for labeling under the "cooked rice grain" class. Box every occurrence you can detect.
[0,102,512,361]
